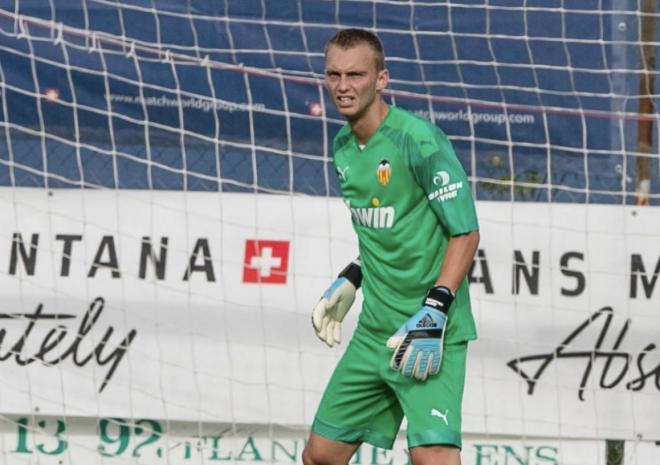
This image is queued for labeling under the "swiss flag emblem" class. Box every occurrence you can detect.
[309,102,323,117]
[243,240,290,284]
[44,88,60,103]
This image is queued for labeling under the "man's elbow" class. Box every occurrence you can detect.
[454,229,480,245]
[470,229,480,246]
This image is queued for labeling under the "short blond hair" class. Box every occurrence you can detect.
[324,28,385,72]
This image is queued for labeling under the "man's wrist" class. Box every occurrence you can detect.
[338,261,362,289]
[423,286,454,314]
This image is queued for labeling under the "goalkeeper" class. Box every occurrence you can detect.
[302,29,479,465]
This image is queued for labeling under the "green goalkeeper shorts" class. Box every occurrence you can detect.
[312,332,468,450]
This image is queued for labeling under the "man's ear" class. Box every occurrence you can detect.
[376,69,389,92]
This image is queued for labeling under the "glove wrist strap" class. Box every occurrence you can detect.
[338,261,362,289]
[423,286,454,315]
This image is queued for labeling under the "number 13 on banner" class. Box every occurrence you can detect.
[15,417,67,455]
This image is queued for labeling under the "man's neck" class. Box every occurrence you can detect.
[349,100,389,146]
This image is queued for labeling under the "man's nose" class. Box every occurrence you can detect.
[337,74,350,91]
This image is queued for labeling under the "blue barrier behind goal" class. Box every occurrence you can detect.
[0,0,656,204]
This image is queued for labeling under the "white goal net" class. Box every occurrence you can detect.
[0,1,658,464]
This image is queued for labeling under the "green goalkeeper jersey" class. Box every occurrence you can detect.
[333,106,479,344]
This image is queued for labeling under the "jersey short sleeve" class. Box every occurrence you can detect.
[407,125,479,236]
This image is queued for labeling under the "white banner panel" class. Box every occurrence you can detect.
[2,417,649,465]
[0,188,658,441]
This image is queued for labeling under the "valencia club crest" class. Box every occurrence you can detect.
[377,160,391,186]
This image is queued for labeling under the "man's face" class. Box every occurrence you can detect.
[325,44,388,121]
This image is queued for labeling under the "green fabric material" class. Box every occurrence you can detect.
[312,417,395,450]
[332,105,479,344]
[407,429,462,449]
[314,334,468,450]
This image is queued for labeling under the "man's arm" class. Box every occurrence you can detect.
[435,230,480,293]
[386,229,479,380]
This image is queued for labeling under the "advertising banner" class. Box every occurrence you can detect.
[6,416,658,465]
[0,188,658,442]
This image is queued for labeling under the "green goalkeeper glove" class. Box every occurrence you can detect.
[312,261,362,347]
[386,286,453,380]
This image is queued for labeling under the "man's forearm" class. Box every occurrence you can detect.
[435,230,480,293]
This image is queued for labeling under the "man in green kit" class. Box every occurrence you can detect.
[302,29,480,465]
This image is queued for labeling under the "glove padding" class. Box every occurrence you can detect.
[386,286,454,380]
[312,262,362,347]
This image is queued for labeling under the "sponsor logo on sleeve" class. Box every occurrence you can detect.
[429,171,463,202]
